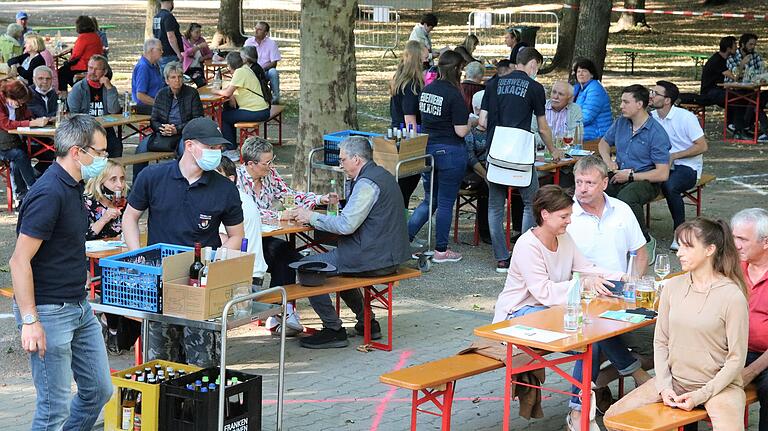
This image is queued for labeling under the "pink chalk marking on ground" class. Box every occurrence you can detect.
[369,350,413,431]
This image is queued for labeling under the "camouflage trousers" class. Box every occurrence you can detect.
[146,322,220,368]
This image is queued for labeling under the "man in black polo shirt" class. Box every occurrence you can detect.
[10,115,113,430]
[153,0,183,72]
[700,35,737,107]
[123,117,244,367]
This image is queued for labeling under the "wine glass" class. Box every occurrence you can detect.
[581,281,596,324]
[654,254,670,293]
[562,130,574,153]
[111,190,126,210]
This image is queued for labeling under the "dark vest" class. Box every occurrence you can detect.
[336,161,410,274]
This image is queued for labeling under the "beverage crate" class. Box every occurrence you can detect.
[100,243,192,313]
[104,359,201,431]
[322,130,383,165]
[160,367,262,431]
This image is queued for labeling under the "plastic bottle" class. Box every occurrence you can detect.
[625,251,638,302]
[54,31,62,54]
[213,69,222,91]
[574,120,584,150]
[327,179,339,216]
[123,92,131,118]
[564,272,581,332]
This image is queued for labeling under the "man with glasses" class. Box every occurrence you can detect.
[10,114,113,430]
[649,81,708,251]
[67,55,124,156]
[123,117,245,367]
[131,38,165,115]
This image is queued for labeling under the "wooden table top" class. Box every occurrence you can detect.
[10,114,151,137]
[261,219,314,237]
[536,156,578,172]
[197,85,225,102]
[720,82,768,89]
[474,297,655,352]
[86,246,128,260]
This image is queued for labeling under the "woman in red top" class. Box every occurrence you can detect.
[57,16,103,91]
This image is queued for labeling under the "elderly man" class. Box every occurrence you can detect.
[244,21,282,103]
[598,84,671,264]
[67,55,123,157]
[732,208,768,431]
[0,23,23,64]
[293,136,410,349]
[28,66,58,118]
[10,115,113,430]
[649,80,708,250]
[131,38,165,115]
[532,80,584,148]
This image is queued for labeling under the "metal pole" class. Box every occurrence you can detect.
[306,147,322,191]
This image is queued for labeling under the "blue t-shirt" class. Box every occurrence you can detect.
[16,163,89,305]
[603,115,671,173]
[419,79,469,146]
[131,56,165,106]
[128,161,244,248]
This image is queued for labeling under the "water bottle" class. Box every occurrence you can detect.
[55,96,65,128]
[624,251,638,302]
[564,272,581,332]
[213,69,222,91]
[54,30,62,55]
[574,120,584,150]
[123,92,131,118]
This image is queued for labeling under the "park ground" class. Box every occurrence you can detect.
[0,1,767,429]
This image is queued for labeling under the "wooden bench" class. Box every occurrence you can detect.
[613,48,709,79]
[258,266,420,351]
[112,152,175,167]
[234,105,286,159]
[380,353,504,431]
[0,286,13,298]
[453,188,481,246]
[644,174,716,228]
[604,384,758,431]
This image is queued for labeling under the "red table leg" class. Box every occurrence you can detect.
[409,382,455,431]
[363,282,394,351]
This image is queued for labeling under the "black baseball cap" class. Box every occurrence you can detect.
[181,118,231,146]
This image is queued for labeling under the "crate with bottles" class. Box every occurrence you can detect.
[322,130,384,165]
[159,367,262,431]
[372,124,428,177]
[104,359,201,431]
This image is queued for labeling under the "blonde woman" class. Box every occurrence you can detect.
[455,34,479,64]
[8,32,46,84]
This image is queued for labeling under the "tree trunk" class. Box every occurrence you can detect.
[145,0,160,40]
[293,0,358,191]
[613,0,650,32]
[212,0,246,48]
[573,0,612,78]
[541,0,580,74]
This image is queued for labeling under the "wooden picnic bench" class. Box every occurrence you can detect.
[36,25,116,33]
[112,152,175,166]
[234,105,286,159]
[604,384,758,431]
[645,173,716,227]
[613,48,709,78]
[257,266,421,351]
[0,286,12,298]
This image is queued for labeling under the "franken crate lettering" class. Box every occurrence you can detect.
[224,418,248,431]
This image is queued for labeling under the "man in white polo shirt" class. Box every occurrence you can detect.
[244,21,281,103]
[649,80,708,251]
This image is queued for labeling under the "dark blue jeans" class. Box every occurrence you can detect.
[661,165,697,233]
[746,351,768,431]
[0,147,36,197]
[133,134,182,180]
[569,337,642,410]
[407,143,468,252]
[221,105,271,150]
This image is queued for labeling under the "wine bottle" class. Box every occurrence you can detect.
[189,242,204,286]
[199,248,211,288]
[132,392,142,431]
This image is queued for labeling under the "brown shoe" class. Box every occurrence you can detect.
[594,386,615,416]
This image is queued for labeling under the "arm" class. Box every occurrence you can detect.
[179,90,203,131]
[167,31,182,58]
[478,109,488,129]
[598,138,617,170]
[633,245,648,276]
[122,205,143,250]
[136,92,154,106]
[0,105,30,130]
[654,283,674,393]
[149,90,166,131]
[454,124,470,138]
[261,60,277,71]
[10,233,46,357]
[744,350,768,385]
[214,84,237,98]
[633,163,670,183]
[102,84,121,114]
[309,179,378,235]
[671,136,708,164]
[221,223,245,250]
[67,83,87,114]
[536,115,557,156]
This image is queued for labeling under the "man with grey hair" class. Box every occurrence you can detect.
[532,80,583,148]
[131,38,165,114]
[732,208,768,431]
[28,65,57,118]
[10,114,113,430]
[0,23,23,63]
[293,136,410,349]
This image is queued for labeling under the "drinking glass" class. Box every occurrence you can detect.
[581,282,596,324]
[112,190,126,210]
[282,191,296,224]
[654,254,670,291]
[562,130,574,152]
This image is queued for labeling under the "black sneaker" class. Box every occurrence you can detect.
[496,258,511,273]
[354,319,382,340]
[594,386,615,416]
[299,327,349,349]
[106,332,123,356]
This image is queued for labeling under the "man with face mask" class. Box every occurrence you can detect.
[10,114,113,430]
[123,117,245,367]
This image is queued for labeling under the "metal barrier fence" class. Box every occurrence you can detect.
[242,1,301,43]
[355,5,400,57]
[467,10,559,59]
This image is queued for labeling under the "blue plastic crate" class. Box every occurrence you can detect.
[100,243,192,313]
[322,130,383,165]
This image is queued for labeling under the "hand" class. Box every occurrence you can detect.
[320,192,339,205]
[607,160,619,171]
[660,388,677,407]
[610,169,632,184]
[197,41,209,50]
[584,276,614,296]
[21,321,46,358]
[177,53,183,61]
[29,117,47,127]
[673,392,696,411]
[104,207,121,221]
[550,148,564,162]
[293,207,314,225]
[99,76,112,89]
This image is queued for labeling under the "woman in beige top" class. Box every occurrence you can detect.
[605,217,749,430]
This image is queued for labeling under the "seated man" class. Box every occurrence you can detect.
[532,80,584,148]
[598,84,670,264]
[0,23,23,64]
[732,208,768,431]
[293,136,411,349]
[726,33,768,141]
[131,38,165,115]
[28,65,57,118]
[701,35,737,107]
[649,80,708,250]
[244,21,281,104]
[67,55,123,157]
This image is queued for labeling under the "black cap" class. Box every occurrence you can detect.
[181,118,231,146]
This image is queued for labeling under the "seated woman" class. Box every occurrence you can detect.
[572,58,612,141]
[460,61,485,111]
[605,218,749,431]
[133,61,203,179]
[454,34,480,64]
[0,79,47,204]
[7,32,46,84]
[84,160,139,355]
[57,15,103,91]
[213,49,271,151]
[182,23,213,88]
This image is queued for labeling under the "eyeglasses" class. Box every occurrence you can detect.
[253,156,276,167]
[649,89,667,98]
[81,146,109,158]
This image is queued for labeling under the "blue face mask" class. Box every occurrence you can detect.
[79,151,108,180]
[194,148,222,171]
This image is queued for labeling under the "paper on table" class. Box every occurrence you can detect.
[599,310,646,324]
[567,149,594,157]
[17,127,56,132]
[494,324,569,343]
[86,240,126,252]
[261,224,279,233]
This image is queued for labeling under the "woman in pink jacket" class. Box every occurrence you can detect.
[181,23,212,88]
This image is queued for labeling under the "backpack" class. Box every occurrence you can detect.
[248,63,273,106]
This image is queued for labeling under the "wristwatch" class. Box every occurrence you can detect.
[628,170,634,182]
[22,314,38,325]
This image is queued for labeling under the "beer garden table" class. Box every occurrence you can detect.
[721,82,768,145]
[197,85,226,127]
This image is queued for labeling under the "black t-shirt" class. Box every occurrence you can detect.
[418,79,469,146]
[509,41,529,63]
[390,80,421,128]
[153,9,182,57]
[481,70,546,144]
[701,52,728,93]
[16,163,89,305]
[88,83,105,117]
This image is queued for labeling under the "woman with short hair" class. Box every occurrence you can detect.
[572,58,612,141]
[181,22,212,87]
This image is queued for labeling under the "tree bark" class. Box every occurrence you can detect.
[573,0,612,78]
[293,0,358,191]
[541,0,580,74]
[145,0,160,40]
[212,0,246,48]
[614,0,650,32]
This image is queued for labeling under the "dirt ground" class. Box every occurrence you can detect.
[1,0,768,379]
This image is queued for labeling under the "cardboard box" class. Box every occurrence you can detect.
[162,250,255,320]
[372,134,428,178]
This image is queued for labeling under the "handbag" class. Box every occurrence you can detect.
[147,133,181,152]
[486,126,535,187]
